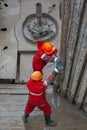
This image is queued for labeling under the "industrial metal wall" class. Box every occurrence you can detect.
[60,0,87,113]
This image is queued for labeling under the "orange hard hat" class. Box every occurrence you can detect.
[31,71,42,81]
[42,42,54,55]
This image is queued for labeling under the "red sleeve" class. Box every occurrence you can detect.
[37,80,48,90]
[36,41,44,51]
[42,83,48,90]
[53,48,58,54]
[38,49,45,58]
[26,80,30,91]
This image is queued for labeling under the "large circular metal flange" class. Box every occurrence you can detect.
[22,13,58,43]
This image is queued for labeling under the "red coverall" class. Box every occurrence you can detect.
[32,41,58,73]
[24,78,51,116]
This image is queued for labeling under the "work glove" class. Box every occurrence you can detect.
[54,57,61,64]
[56,65,64,71]
[54,57,63,69]
[44,80,48,86]
[54,65,64,73]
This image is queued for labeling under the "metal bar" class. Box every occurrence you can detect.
[36,3,42,26]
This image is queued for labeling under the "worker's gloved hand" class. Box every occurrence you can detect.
[54,57,64,73]
[44,80,48,86]
[56,65,64,71]
[54,57,61,64]
[54,65,64,73]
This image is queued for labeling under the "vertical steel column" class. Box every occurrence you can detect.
[36,3,42,26]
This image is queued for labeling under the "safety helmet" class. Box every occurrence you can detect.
[31,71,42,81]
[42,42,54,55]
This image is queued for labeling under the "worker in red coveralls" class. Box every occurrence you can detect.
[32,41,60,73]
[22,71,57,126]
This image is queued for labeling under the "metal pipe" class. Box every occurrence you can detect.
[36,3,42,26]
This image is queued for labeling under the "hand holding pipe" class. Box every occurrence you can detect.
[55,58,64,72]
[44,58,64,86]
